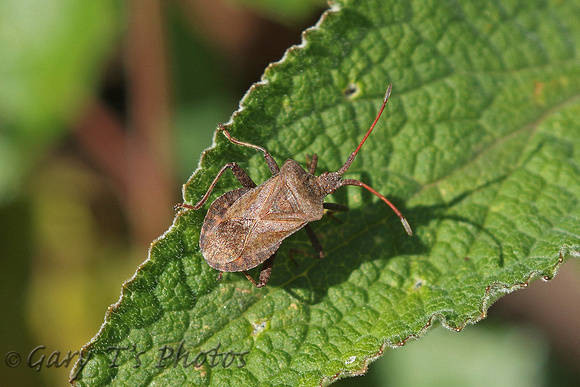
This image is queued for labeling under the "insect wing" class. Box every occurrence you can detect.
[202,176,306,271]
[199,187,249,252]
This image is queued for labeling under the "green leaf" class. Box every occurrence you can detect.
[72,0,580,385]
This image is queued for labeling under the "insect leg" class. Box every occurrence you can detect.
[323,203,348,212]
[181,162,256,210]
[322,202,349,224]
[287,225,326,264]
[218,124,280,175]
[307,154,318,174]
[304,224,325,258]
[243,251,277,288]
[341,179,413,236]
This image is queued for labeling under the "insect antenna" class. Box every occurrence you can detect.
[341,179,413,236]
[337,84,392,175]
[336,84,412,236]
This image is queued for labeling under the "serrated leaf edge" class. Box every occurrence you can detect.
[69,5,344,383]
[185,3,342,184]
[319,244,578,386]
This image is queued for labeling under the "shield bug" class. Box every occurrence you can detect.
[177,84,412,287]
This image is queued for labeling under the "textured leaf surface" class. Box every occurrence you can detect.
[72,0,580,385]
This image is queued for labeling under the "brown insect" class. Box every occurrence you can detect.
[177,84,412,287]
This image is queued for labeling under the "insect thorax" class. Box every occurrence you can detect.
[279,159,326,222]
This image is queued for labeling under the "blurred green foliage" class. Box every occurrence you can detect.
[337,321,549,387]
[232,0,325,25]
[0,0,120,202]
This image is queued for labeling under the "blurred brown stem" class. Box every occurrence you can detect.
[124,0,175,245]
[75,0,176,247]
